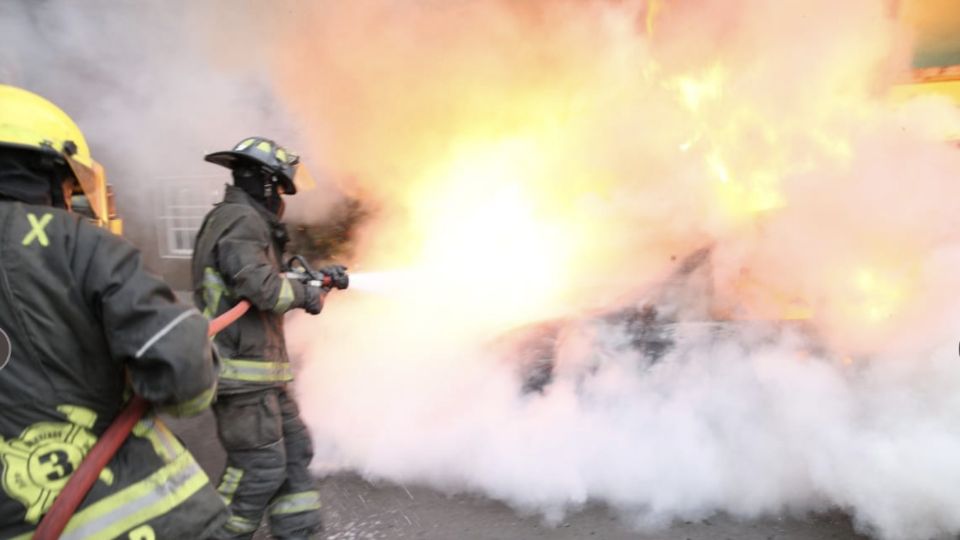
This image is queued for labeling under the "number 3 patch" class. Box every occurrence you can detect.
[0,406,103,523]
[0,326,9,371]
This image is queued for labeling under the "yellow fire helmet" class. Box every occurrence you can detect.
[0,84,108,220]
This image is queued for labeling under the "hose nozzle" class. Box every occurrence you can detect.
[286,255,349,290]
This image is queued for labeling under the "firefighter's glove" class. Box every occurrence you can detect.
[303,283,326,315]
[319,264,349,290]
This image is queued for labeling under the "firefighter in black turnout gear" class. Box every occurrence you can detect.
[0,84,227,538]
[192,137,337,539]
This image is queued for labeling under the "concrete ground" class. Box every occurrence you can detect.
[166,410,869,540]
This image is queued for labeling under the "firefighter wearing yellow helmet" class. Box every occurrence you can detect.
[0,84,228,538]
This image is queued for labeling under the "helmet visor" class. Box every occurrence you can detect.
[290,162,317,193]
[66,155,108,223]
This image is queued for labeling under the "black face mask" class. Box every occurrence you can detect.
[0,149,71,208]
[233,166,284,217]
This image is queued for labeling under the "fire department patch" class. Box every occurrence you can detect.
[0,406,104,523]
[0,327,9,371]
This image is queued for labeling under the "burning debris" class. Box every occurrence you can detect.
[501,247,831,395]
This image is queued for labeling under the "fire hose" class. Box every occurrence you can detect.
[34,258,347,539]
[32,300,252,540]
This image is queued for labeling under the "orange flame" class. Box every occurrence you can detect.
[273,0,960,353]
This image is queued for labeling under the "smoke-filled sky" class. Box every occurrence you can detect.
[5,1,960,539]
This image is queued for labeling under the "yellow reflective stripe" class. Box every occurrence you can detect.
[219,358,293,382]
[132,416,184,462]
[202,267,229,320]
[235,138,255,151]
[22,212,52,247]
[217,466,244,505]
[159,384,216,417]
[224,514,259,534]
[269,490,322,515]
[273,278,295,313]
[51,451,209,540]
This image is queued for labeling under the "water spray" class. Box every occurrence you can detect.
[284,254,410,295]
[344,270,416,293]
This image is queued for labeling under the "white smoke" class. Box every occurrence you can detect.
[0,0,341,271]
[288,282,960,540]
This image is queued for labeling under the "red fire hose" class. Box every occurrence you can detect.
[33,300,252,540]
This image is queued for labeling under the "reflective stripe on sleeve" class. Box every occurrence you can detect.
[219,358,294,382]
[273,278,295,314]
[134,310,198,359]
[268,490,322,515]
[202,267,229,320]
[159,384,216,417]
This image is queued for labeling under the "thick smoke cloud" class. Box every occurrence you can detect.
[6,2,960,539]
[0,0,339,266]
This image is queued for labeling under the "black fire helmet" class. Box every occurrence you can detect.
[204,137,314,195]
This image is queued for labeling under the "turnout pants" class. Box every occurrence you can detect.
[212,387,322,539]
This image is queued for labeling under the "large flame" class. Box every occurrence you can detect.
[403,137,576,325]
[262,2,960,537]
[273,0,960,351]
